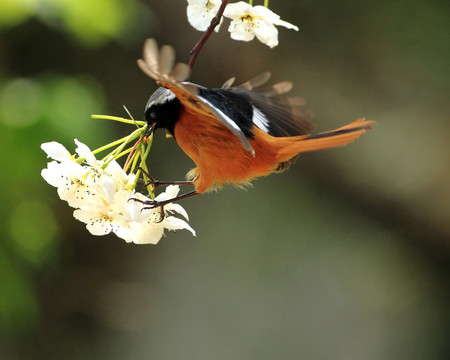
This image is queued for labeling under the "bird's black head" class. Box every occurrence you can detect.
[144,87,181,136]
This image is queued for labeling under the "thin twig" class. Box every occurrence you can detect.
[124,138,142,172]
[188,0,229,69]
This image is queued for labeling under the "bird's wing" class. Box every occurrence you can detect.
[228,73,314,137]
[137,38,254,154]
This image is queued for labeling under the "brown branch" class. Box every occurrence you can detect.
[188,0,229,69]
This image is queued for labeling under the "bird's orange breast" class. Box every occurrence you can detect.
[174,107,282,193]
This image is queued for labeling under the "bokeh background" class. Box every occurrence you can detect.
[1,0,449,359]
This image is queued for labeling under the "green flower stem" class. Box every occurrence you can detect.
[91,114,146,127]
[140,136,153,175]
[89,113,156,197]
[88,112,149,165]
[249,1,268,7]
[113,147,133,160]
[91,135,132,156]
[130,149,141,173]
[102,126,146,164]
[134,133,155,198]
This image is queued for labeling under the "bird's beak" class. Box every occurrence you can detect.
[146,122,157,136]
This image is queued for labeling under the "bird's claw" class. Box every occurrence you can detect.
[128,197,166,222]
[143,202,166,222]
[144,178,162,192]
[128,197,162,210]
[141,201,163,210]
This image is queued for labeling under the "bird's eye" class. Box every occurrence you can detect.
[149,111,157,119]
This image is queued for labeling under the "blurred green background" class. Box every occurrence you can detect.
[0,0,449,359]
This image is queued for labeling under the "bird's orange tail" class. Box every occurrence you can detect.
[277,118,374,161]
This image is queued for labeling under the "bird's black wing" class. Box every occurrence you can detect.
[225,73,314,137]
[186,73,314,140]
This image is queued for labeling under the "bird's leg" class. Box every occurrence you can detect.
[145,178,195,192]
[130,167,198,219]
[129,190,199,210]
[138,167,194,192]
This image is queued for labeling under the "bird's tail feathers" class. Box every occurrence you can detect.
[277,118,374,160]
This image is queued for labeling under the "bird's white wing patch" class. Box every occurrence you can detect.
[252,106,270,133]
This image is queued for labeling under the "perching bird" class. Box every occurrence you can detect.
[137,39,373,206]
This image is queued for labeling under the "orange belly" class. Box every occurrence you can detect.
[174,108,281,193]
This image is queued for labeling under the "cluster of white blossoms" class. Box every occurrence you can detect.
[41,139,195,244]
[187,0,298,48]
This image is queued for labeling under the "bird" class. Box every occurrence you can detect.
[137,38,374,207]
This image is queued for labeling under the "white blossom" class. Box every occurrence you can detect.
[223,2,299,48]
[41,142,98,208]
[118,185,196,245]
[73,187,132,237]
[42,140,196,244]
[187,0,223,31]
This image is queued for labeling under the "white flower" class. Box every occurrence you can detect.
[119,185,196,245]
[187,0,223,31]
[42,160,97,208]
[41,141,98,208]
[42,139,196,244]
[223,2,299,48]
[74,181,196,243]
[73,187,132,237]
[73,139,136,190]
[41,140,135,208]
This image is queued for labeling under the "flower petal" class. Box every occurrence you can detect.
[255,20,279,48]
[273,18,299,31]
[132,222,165,244]
[59,180,96,208]
[228,19,256,42]
[187,0,222,32]
[74,209,113,236]
[74,139,98,167]
[41,142,71,162]
[165,203,189,220]
[164,216,196,236]
[99,175,118,204]
[223,1,252,18]
[155,185,180,202]
[113,225,133,243]
[41,161,66,187]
